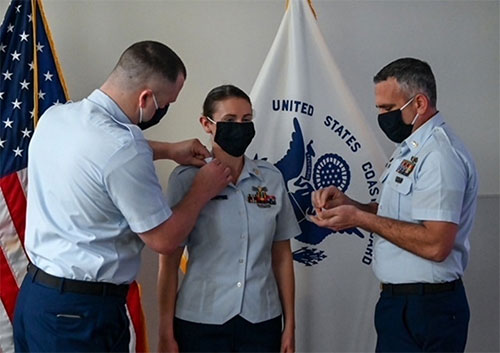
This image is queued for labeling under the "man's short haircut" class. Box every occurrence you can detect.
[373,57,437,107]
[114,41,186,85]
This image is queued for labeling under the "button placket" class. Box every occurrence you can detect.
[236,188,249,295]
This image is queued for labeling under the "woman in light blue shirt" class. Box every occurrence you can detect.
[157,85,300,353]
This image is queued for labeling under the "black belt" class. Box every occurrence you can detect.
[27,263,129,297]
[381,278,462,296]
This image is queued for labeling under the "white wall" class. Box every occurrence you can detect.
[1,0,497,195]
[2,0,498,351]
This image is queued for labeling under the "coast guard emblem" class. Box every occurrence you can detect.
[255,118,364,266]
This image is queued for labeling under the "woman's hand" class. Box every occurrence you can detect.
[280,324,295,353]
[158,334,179,353]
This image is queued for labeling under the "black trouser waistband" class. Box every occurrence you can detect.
[27,263,129,297]
[381,278,462,296]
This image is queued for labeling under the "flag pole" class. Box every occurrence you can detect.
[37,0,70,101]
[31,0,39,128]
[285,0,317,19]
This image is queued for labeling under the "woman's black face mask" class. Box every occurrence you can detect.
[207,117,255,157]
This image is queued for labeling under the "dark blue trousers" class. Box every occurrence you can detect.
[375,281,470,352]
[13,272,130,352]
[174,315,282,352]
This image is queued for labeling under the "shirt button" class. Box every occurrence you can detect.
[237,282,242,288]
[239,259,244,263]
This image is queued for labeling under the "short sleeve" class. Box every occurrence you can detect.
[411,150,467,224]
[274,177,301,241]
[165,167,191,208]
[103,142,172,233]
[165,166,196,247]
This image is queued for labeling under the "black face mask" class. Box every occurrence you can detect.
[377,97,418,143]
[377,109,413,143]
[213,121,255,157]
[138,104,169,130]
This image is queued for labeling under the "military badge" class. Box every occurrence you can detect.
[248,186,276,208]
[396,156,418,176]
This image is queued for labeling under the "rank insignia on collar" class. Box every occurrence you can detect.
[248,186,276,208]
[396,156,418,176]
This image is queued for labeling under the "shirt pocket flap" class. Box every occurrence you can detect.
[387,175,413,195]
[379,168,391,184]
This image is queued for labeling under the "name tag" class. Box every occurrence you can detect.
[211,195,228,200]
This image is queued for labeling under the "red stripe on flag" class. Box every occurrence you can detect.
[0,173,27,245]
[0,247,20,322]
[127,281,149,352]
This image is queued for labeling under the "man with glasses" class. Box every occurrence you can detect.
[311,58,478,352]
[13,41,232,352]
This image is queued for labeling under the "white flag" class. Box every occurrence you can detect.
[248,1,387,351]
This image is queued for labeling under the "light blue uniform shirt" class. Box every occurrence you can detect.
[26,90,172,284]
[166,157,301,324]
[373,113,478,284]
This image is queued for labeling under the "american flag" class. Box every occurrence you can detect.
[0,1,148,352]
[0,0,68,351]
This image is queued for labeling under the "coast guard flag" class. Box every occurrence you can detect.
[0,1,148,352]
[247,0,387,351]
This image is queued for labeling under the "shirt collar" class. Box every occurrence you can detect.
[87,89,133,125]
[204,155,264,184]
[402,112,445,153]
[241,156,264,182]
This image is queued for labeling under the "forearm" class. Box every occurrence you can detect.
[158,251,182,339]
[158,188,207,253]
[148,140,173,161]
[272,241,295,330]
[351,200,378,214]
[140,187,209,254]
[141,160,231,254]
[357,211,455,261]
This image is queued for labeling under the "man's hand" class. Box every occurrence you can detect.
[191,159,232,202]
[167,139,210,167]
[310,204,361,231]
[312,186,378,216]
[149,139,210,166]
[311,186,352,212]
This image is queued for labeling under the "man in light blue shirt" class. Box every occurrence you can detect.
[311,58,478,352]
[13,41,232,352]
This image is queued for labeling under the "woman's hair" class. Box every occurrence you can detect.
[202,85,251,118]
